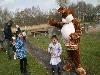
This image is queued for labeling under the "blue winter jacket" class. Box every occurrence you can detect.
[15,37,27,59]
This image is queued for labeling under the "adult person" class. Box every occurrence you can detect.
[4,20,13,59]
[48,7,86,75]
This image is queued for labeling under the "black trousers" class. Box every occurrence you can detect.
[5,39,13,59]
[20,57,27,73]
[51,63,61,75]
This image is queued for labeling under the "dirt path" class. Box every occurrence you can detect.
[25,41,78,75]
[26,41,51,69]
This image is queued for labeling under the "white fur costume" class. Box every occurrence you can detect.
[61,14,75,40]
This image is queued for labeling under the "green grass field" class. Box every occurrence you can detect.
[0,32,100,75]
[0,52,50,75]
[28,32,100,75]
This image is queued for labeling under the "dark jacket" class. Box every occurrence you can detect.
[4,23,13,41]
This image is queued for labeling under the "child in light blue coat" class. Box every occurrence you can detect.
[48,35,62,75]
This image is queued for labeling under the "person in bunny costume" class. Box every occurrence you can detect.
[48,7,86,75]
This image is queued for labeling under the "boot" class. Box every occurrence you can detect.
[52,68,55,75]
[63,63,72,71]
[76,67,86,75]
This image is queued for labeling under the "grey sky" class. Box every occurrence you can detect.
[71,0,99,6]
[0,0,99,12]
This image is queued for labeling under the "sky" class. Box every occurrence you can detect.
[0,0,99,12]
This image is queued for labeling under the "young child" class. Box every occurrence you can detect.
[15,31,27,74]
[48,35,62,75]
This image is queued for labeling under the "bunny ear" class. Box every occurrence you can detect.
[58,7,76,19]
[58,7,64,12]
[67,8,76,17]
[58,7,67,14]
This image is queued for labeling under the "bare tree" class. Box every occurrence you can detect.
[56,0,70,7]
[0,8,12,28]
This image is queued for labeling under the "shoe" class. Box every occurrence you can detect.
[23,69,29,75]
[63,63,72,71]
[76,67,86,75]
[21,70,23,73]
[52,71,55,75]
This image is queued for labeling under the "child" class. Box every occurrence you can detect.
[48,35,62,75]
[15,31,27,74]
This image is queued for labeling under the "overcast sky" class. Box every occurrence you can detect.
[0,0,99,12]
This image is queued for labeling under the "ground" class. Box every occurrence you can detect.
[0,52,50,75]
[0,28,100,75]
[28,32,100,75]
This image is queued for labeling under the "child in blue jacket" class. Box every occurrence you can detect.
[15,31,27,73]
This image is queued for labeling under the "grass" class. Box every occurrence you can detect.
[0,51,50,75]
[28,35,51,51]
[28,32,100,75]
[80,33,100,75]
[12,24,50,32]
